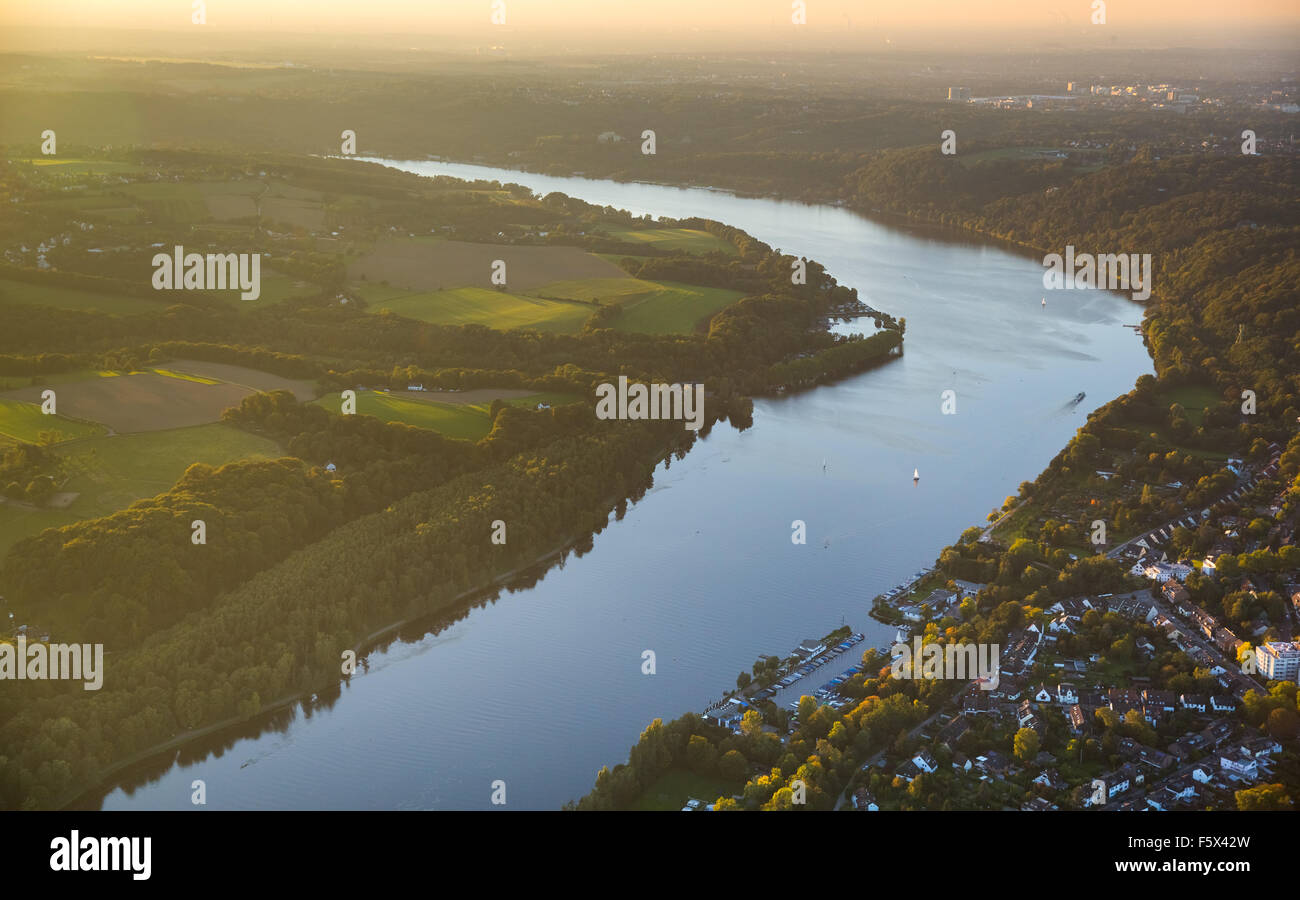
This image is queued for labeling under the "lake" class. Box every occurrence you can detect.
[89,160,1153,810]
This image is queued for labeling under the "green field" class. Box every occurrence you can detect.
[0,399,105,444]
[613,281,743,334]
[535,277,743,334]
[600,227,738,256]
[631,768,743,811]
[0,369,122,391]
[22,158,143,175]
[0,278,169,316]
[311,390,578,440]
[0,423,282,557]
[231,271,318,310]
[361,276,742,335]
[118,182,210,222]
[362,284,594,333]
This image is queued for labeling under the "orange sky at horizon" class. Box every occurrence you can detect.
[3,0,1298,33]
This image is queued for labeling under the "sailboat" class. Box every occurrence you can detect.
[1041,297,1047,308]
[913,468,920,482]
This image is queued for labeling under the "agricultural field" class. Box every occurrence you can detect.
[0,277,170,316]
[161,359,319,401]
[599,226,738,256]
[357,263,742,334]
[546,279,743,335]
[116,181,210,222]
[0,373,248,433]
[0,398,105,444]
[312,389,579,441]
[0,423,282,557]
[19,157,144,175]
[232,268,319,310]
[198,180,327,231]
[362,283,594,332]
[0,362,317,435]
[347,237,628,293]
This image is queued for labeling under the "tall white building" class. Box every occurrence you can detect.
[1256,642,1300,681]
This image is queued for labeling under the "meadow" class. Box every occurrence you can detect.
[347,238,629,293]
[598,226,738,256]
[312,389,579,441]
[0,423,282,557]
[0,277,169,316]
[538,277,743,334]
[0,399,105,444]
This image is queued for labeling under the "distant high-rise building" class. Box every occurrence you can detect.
[947,87,970,102]
[1257,643,1300,681]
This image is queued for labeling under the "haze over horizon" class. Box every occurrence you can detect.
[2,0,1298,52]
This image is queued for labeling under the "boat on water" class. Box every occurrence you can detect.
[1071,391,1086,404]
[913,468,920,481]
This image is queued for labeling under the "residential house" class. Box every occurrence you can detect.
[1032,769,1067,792]
[963,692,993,716]
[936,715,971,748]
[1018,699,1038,728]
[1209,695,1237,714]
[852,788,879,811]
[1146,774,1198,810]
[1218,748,1258,781]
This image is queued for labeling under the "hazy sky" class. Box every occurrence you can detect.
[4,0,1297,33]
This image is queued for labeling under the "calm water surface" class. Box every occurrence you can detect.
[93,161,1153,810]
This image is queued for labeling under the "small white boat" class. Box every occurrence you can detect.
[1041,297,1047,307]
[913,468,920,481]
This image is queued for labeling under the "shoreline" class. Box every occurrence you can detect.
[57,532,593,810]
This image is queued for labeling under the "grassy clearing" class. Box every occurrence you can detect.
[0,278,168,316]
[631,768,742,811]
[363,284,593,333]
[0,424,281,558]
[1157,384,1221,427]
[600,227,738,256]
[0,399,105,444]
[311,390,578,441]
